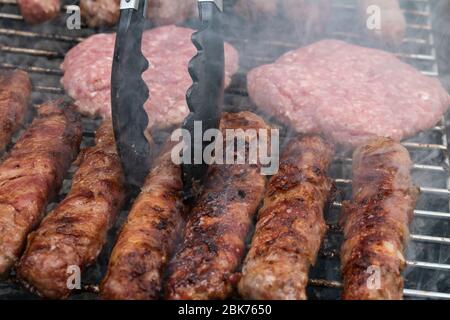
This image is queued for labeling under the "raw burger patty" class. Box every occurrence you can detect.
[61,25,239,129]
[248,39,450,148]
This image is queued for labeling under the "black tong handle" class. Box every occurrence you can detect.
[182,0,225,198]
[111,0,151,188]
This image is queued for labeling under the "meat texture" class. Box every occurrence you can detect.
[101,143,185,300]
[0,70,31,151]
[358,0,406,47]
[80,0,120,28]
[341,137,419,300]
[248,39,450,149]
[80,0,196,28]
[0,102,82,276]
[17,0,60,24]
[238,135,334,300]
[17,121,125,299]
[61,25,239,129]
[165,112,270,300]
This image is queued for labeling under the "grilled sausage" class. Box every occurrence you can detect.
[358,0,406,47]
[17,0,60,25]
[100,143,184,300]
[0,70,31,151]
[0,101,82,276]
[17,121,125,299]
[165,112,270,300]
[238,135,335,300]
[341,137,419,300]
[80,0,120,28]
[80,0,196,28]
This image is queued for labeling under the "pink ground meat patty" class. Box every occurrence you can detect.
[248,39,450,148]
[61,25,239,129]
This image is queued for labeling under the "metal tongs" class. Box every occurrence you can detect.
[111,0,150,188]
[182,0,225,199]
[111,0,225,197]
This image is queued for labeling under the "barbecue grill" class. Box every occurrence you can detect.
[0,0,449,300]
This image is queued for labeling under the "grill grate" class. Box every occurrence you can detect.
[0,0,449,299]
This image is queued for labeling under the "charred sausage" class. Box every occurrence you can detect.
[80,0,196,28]
[165,112,271,300]
[100,143,185,300]
[80,0,120,28]
[0,101,82,276]
[341,137,419,300]
[17,121,125,299]
[238,135,335,300]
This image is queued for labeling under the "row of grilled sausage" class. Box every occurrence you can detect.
[0,69,418,300]
[16,0,406,47]
[16,0,197,26]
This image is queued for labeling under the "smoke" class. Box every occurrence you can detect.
[0,0,449,299]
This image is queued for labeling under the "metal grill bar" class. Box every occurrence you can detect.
[309,280,450,299]
[406,260,450,271]
[326,218,450,245]
[34,86,65,94]
[338,157,448,172]
[0,28,84,42]
[0,45,63,58]
[320,248,450,271]
[0,63,62,75]
[335,178,450,196]
[0,12,21,20]
[403,289,450,299]
[332,201,450,220]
